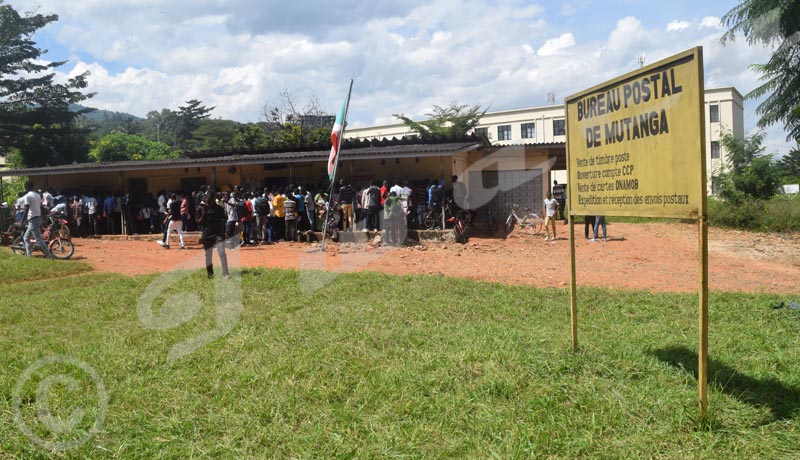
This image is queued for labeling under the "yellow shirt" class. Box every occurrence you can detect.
[272,194,286,218]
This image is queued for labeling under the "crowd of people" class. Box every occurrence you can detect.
[8,177,465,248]
[9,176,607,252]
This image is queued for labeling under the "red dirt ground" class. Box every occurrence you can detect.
[63,222,800,294]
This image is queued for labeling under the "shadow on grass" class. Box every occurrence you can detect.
[651,346,800,422]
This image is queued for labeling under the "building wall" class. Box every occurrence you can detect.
[704,87,745,192]
[346,87,744,194]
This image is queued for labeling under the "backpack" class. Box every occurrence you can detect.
[235,200,248,220]
[256,197,270,216]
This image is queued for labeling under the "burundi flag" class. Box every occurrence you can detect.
[328,82,352,181]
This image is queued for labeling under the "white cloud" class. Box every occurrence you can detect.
[12,0,793,154]
[700,16,722,29]
[667,20,690,32]
[537,33,576,56]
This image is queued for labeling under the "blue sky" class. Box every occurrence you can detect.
[10,0,794,155]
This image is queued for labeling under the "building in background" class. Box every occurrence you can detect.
[346,87,745,194]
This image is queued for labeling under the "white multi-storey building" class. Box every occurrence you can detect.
[346,87,745,194]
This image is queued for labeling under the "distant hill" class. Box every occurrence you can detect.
[70,104,143,123]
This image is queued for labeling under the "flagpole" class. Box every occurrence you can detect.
[322,79,353,250]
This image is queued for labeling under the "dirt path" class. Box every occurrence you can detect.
[65,222,800,294]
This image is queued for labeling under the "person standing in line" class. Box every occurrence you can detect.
[283,188,298,242]
[399,180,413,228]
[180,192,191,233]
[383,191,399,246]
[113,192,123,234]
[543,191,559,242]
[304,188,315,235]
[225,191,239,248]
[196,190,229,279]
[103,193,115,234]
[157,190,167,233]
[583,215,596,240]
[592,215,607,242]
[365,181,381,232]
[272,188,286,241]
[70,197,83,237]
[338,179,355,232]
[380,180,389,207]
[87,194,98,235]
[314,190,328,232]
[21,181,53,258]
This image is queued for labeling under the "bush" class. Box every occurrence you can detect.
[708,194,800,232]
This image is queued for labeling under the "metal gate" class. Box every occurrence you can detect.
[468,169,543,218]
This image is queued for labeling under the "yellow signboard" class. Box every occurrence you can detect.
[566,47,705,218]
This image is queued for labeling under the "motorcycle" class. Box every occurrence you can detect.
[8,221,75,259]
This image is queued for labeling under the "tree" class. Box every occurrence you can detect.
[141,109,178,144]
[722,0,800,141]
[174,99,214,149]
[261,88,333,148]
[88,133,179,162]
[0,1,94,166]
[184,119,239,151]
[715,131,782,201]
[394,102,488,139]
[233,123,269,149]
[777,144,800,182]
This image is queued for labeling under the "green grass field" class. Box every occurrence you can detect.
[1,250,799,459]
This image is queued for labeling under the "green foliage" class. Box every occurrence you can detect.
[184,119,240,151]
[395,102,488,139]
[174,99,214,149]
[715,131,781,201]
[83,111,143,140]
[233,123,269,149]
[0,175,26,206]
[722,0,800,141]
[88,133,180,162]
[778,145,800,183]
[708,194,800,231]
[0,1,94,166]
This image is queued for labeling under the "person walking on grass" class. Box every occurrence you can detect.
[196,190,229,279]
[158,193,185,249]
[21,180,53,258]
[543,191,559,241]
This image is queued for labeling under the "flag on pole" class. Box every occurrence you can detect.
[328,83,352,181]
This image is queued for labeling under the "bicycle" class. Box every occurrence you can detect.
[422,198,471,230]
[504,204,543,235]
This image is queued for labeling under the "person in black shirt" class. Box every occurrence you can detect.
[196,190,229,278]
[339,179,355,231]
[159,193,185,249]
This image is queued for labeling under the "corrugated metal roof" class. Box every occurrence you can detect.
[4,142,482,177]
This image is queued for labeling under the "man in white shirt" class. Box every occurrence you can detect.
[21,181,52,258]
[543,191,559,242]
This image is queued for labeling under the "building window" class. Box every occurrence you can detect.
[498,125,512,141]
[710,141,720,159]
[709,104,720,123]
[553,119,566,136]
[521,122,536,139]
[474,127,488,138]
